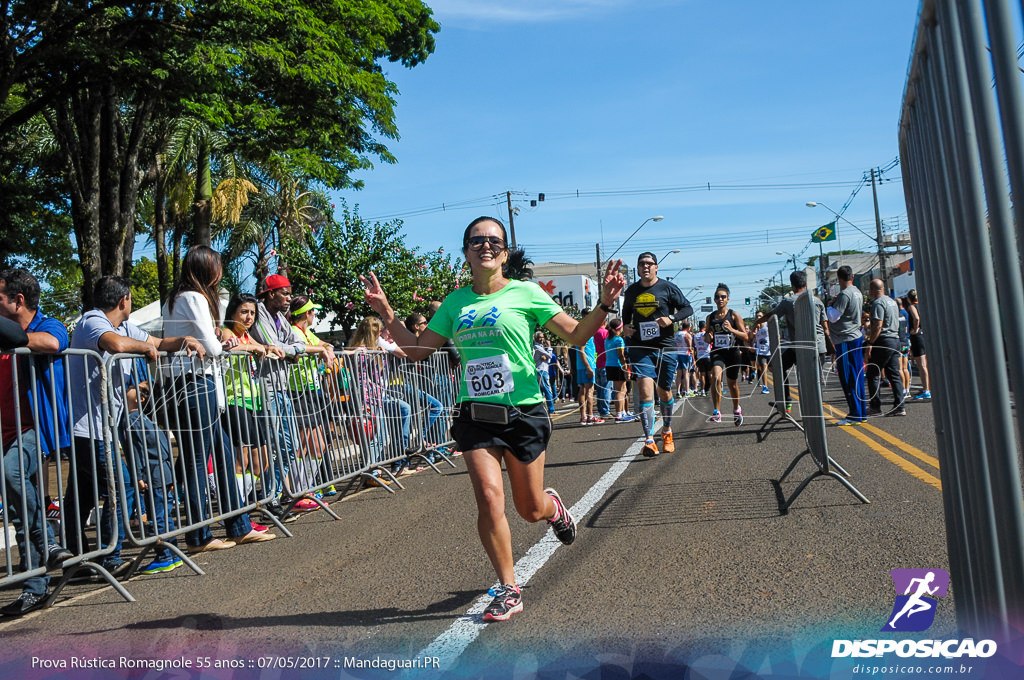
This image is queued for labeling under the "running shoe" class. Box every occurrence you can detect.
[734,408,743,427]
[140,557,183,574]
[661,430,675,453]
[835,418,860,426]
[251,521,270,533]
[708,409,722,423]
[591,416,605,424]
[615,413,633,423]
[294,498,319,511]
[101,557,133,578]
[866,406,882,417]
[0,591,49,617]
[785,403,793,413]
[544,488,577,545]
[641,438,659,457]
[483,583,523,622]
[912,391,932,400]
[46,500,60,521]
[46,543,73,569]
[885,408,908,417]
[761,386,770,394]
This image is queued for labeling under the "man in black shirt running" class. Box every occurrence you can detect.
[621,252,694,457]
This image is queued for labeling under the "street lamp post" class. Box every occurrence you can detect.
[776,250,799,272]
[606,216,664,262]
[660,248,681,265]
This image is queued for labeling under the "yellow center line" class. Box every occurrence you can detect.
[821,402,940,470]
[765,373,942,490]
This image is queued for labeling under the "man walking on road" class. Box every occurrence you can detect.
[828,266,866,425]
[865,279,906,417]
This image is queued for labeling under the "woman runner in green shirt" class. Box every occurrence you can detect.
[360,216,624,622]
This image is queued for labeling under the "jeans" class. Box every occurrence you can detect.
[63,437,135,560]
[261,389,298,499]
[170,375,251,546]
[374,395,412,463]
[538,371,555,413]
[594,367,610,416]
[395,385,444,443]
[835,337,867,421]
[3,430,55,595]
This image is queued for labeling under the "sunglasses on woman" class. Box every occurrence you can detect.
[467,235,507,250]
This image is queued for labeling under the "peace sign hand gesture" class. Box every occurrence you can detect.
[600,258,626,306]
[358,272,392,318]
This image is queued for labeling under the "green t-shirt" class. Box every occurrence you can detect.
[289,325,323,391]
[427,280,563,405]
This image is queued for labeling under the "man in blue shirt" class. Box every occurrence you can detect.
[0,268,72,617]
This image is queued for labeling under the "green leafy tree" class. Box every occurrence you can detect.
[285,204,464,334]
[130,256,161,309]
[2,1,439,309]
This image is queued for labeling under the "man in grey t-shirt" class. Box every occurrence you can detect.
[752,270,829,409]
[827,266,866,423]
[65,276,202,575]
[865,279,906,416]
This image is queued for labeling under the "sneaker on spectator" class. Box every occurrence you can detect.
[761,385,770,394]
[140,557,183,574]
[45,500,60,521]
[251,521,270,533]
[591,416,605,424]
[100,557,132,579]
[46,544,73,570]
[912,391,932,400]
[293,498,319,511]
[885,408,908,417]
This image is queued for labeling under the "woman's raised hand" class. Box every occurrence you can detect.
[358,272,391,317]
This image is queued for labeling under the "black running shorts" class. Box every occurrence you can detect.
[451,402,551,464]
[710,348,744,381]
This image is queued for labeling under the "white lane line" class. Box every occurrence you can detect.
[417,413,672,671]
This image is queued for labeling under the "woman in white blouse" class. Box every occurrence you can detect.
[162,246,275,551]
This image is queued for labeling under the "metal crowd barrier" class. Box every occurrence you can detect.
[899,0,1024,639]
[777,293,869,511]
[1,348,133,604]
[758,316,802,441]
[3,340,466,612]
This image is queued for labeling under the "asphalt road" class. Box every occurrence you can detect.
[0,377,954,678]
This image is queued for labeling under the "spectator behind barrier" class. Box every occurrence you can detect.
[122,375,181,573]
[66,275,204,580]
[0,267,72,617]
[288,295,336,487]
[220,292,279,505]
[162,246,274,551]
[347,316,414,481]
[249,273,306,518]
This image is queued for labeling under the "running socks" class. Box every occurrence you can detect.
[660,398,674,432]
[640,402,655,438]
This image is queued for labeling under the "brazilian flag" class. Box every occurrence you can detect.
[812,221,837,243]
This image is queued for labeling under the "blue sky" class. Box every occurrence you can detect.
[330,0,920,312]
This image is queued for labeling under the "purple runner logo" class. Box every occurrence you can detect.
[881,568,949,632]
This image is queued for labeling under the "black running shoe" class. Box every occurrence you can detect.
[544,488,577,545]
[483,583,523,622]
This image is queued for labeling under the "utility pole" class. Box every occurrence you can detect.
[595,243,603,296]
[870,168,886,287]
[505,191,518,250]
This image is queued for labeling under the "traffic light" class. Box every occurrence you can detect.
[745,297,751,305]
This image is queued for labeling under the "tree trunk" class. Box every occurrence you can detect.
[193,135,212,246]
[153,160,170,304]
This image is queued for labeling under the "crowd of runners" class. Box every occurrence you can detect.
[2,214,932,623]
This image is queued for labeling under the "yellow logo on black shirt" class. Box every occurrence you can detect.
[635,292,658,317]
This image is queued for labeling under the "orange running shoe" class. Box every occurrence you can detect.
[661,430,675,453]
[641,438,659,457]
